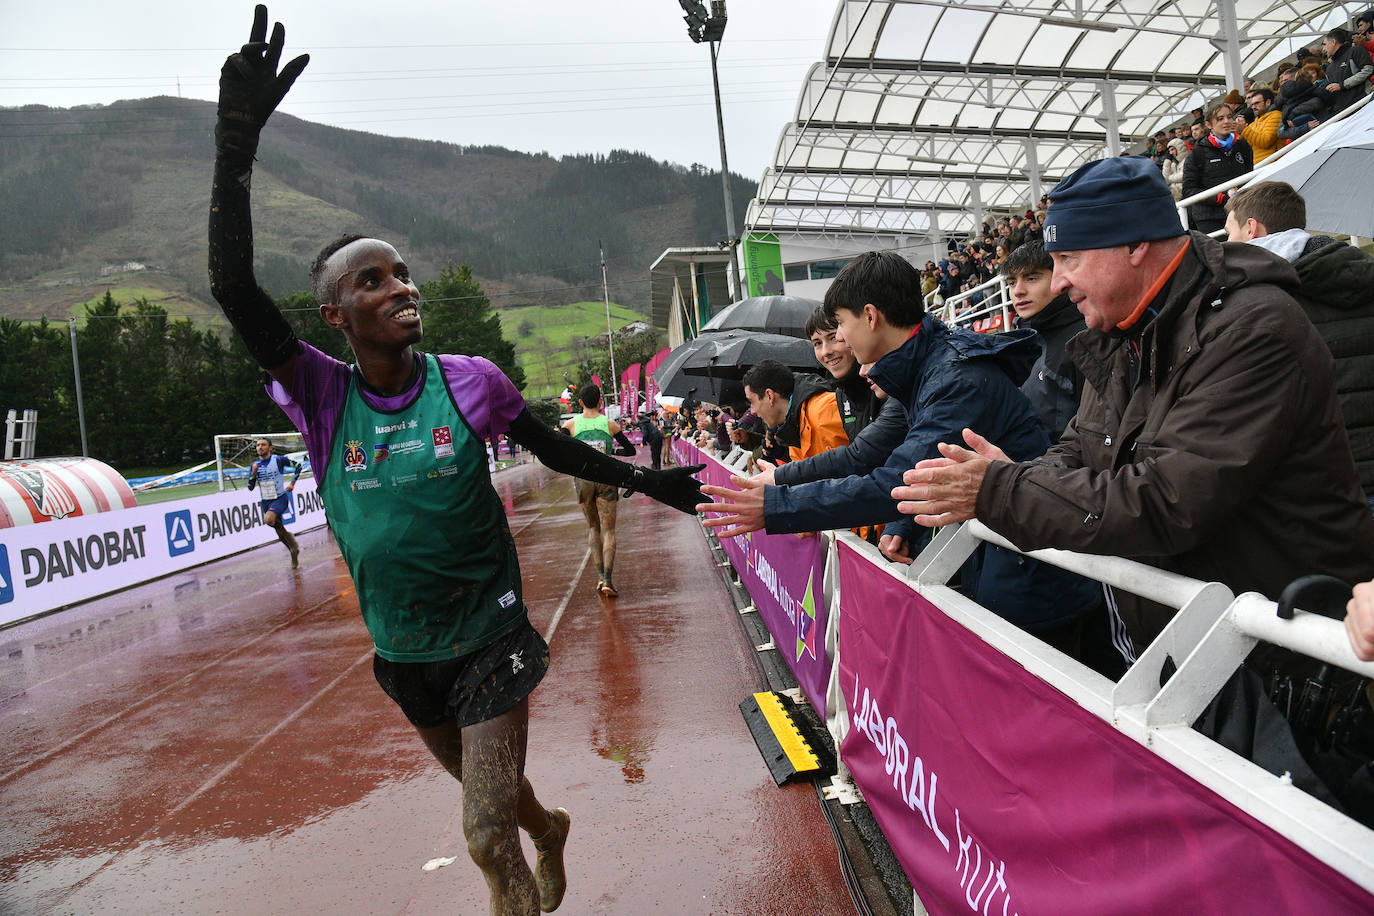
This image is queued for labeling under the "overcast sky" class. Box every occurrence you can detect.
[1,0,839,182]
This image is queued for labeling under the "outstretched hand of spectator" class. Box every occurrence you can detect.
[697,473,768,538]
[217,5,310,152]
[1346,581,1374,662]
[879,533,913,565]
[891,428,1008,527]
[751,459,777,486]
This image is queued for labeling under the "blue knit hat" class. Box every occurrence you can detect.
[1042,156,1185,252]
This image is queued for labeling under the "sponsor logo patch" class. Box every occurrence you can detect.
[510,650,524,673]
[165,510,195,557]
[498,589,517,609]
[432,426,454,458]
[0,545,13,604]
[344,440,368,472]
[373,444,390,463]
[349,478,382,491]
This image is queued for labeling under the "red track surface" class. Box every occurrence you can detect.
[0,458,853,914]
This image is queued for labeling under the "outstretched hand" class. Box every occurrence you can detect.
[890,428,1005,527]
[627,464,705,515]
[696,473,768,538]
[217,5,309,149]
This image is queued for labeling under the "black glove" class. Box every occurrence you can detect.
[623,464,705,515]
[216,5,310,157]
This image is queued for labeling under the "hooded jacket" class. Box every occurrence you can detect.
[976,232,1374,654]
[1015,293,1087,441]
[763,316,1048,534]
[773,372,848,463]
[1287,233,1374,492]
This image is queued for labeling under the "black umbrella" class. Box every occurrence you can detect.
[700,295,821,339]
[652,329,820,400]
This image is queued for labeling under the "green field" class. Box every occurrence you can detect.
[506,300,645,397]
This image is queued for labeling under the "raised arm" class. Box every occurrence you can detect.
[208,4,310,384]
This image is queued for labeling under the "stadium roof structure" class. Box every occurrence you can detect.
[746,0,1353,241]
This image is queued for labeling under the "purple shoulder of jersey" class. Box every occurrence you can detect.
[265,343,526,484]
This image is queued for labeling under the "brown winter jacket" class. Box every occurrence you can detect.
[976,232,1374,654]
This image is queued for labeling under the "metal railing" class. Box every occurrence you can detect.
[887,517,1374,890]
[932,274,1013,333]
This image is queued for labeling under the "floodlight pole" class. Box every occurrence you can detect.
[708,39,741,303]
[680,0,741,303]
[599,241,620,410]
[68,317,89,457]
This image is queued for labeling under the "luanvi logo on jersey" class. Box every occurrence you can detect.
[165,510,195,557]
[0,544,14,605]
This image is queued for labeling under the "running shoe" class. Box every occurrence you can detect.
[532,807,570,912]
[599,578,619,598]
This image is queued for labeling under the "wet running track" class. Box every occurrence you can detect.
[0,457,854,914]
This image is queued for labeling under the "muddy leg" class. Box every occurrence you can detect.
[462,700,544,916]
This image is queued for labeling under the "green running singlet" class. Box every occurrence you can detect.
[321,354,524,662]
[572,414,614,453]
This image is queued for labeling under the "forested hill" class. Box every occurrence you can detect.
[0,96,756,321]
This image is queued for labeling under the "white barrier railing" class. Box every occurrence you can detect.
[897,516,1374,892]
[933,274,1012,333]
[682,438,1374,899]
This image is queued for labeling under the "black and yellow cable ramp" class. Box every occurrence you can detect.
[739,691,833,786]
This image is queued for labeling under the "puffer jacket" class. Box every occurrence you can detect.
[764,316,1048,534]
[977,232,1374,654]
[1292,235,1374,493]
[1181,136,1253,227]
[1015,293,1087,441]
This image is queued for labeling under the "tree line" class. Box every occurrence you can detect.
[0,264,527,472]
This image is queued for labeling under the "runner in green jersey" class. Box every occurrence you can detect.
[208,10,703,913]
[562,384,635,597]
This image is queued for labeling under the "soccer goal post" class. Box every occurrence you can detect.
[213,432,310,492]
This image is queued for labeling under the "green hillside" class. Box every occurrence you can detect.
[0,97,755,342]
[509,301,646,397]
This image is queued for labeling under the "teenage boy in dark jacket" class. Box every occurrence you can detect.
[697,251,1047,544]
[1001,241,1086,440]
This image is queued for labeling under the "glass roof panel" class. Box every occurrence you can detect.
[752,0,1348,238]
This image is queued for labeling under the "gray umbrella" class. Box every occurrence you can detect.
[1244,100,1374,237]
[700,295,821,339]
[651,329,820,400]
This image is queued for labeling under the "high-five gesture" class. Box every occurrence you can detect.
[216,5,309,155]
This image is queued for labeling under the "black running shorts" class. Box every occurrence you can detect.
[372,618,550,729]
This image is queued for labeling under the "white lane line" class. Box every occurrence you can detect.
[543,547,591,645]
[0,587,352,785]
[57,650,375,905]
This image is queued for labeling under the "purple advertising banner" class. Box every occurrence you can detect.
[676,441,831,716]
[834,539,1373,914]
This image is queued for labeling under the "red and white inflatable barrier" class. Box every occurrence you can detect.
[0,458,137,529]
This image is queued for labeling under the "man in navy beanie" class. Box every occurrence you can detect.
[890,155,1374,666]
